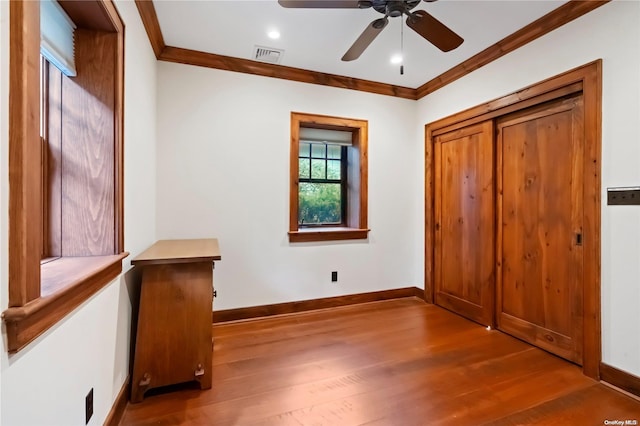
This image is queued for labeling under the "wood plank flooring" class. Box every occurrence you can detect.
[120,298,640,425]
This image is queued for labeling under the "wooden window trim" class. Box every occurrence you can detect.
[2,0,127,353]
[3,254,128,352]
[289,112,369,243]
[424,60,602,379]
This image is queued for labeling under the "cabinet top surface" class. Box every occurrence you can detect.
[131,239,221,266]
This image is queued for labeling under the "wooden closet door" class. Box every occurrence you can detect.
[497,96,584,364]
[434,120,495,326]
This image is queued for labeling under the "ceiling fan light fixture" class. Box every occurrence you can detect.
[267,29,281,40]
[390,54,402,64]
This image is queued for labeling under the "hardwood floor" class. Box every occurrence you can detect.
[120,298,640,425]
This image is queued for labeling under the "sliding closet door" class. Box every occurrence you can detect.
[434,120,495,326]
[496,96,584,364]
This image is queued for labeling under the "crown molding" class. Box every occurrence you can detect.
[134,0,165,59]
[159,46,418,99]
[135,0,610,100]
[415,0,610,98]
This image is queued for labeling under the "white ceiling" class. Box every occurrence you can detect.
[154,0,568,89]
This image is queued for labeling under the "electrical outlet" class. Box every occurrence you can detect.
[331,271,338,282]
[85,388,93,424]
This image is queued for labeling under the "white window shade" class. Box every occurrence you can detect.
[300,127,352,146]
[41,0,76,77]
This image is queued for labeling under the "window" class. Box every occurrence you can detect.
[298,136,348,226]
[289,112,369,242]
[3,0,125,353]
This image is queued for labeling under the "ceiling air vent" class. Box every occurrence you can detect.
[252,45,284,64]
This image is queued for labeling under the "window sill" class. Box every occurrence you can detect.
[288,228,370,243]
[2,252,129,353]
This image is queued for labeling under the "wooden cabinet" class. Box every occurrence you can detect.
[130,239,221,403]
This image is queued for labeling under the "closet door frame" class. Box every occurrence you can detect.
[424,60,602,379]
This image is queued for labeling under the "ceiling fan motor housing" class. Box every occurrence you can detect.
[278,0,463,61]
[368,0,422,17]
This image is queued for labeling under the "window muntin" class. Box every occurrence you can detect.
[298,142,347,226]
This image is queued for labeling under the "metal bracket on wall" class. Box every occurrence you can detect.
[607,187,640,205]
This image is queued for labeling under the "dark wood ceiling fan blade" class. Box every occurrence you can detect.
[341,18,388,61]
[278,0,363,8]
[406,10,463,52]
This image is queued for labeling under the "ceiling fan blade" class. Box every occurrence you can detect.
[406,10,463,52]
[342,18,388,61]
[278,0,363,8]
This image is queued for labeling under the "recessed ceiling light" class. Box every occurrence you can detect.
[390,54,403,65]
[268,29,281,40]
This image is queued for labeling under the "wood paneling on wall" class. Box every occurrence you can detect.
[60,30,116,256]
[42,30,118,258]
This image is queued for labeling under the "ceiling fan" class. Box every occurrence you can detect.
[278,0,464,61]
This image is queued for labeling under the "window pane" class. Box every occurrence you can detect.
[299,183,342,225]
[311,159,326,179]
[299,158,310,178]
[299,142,311,157]
[311,143,326,158]
[327,145,341,159]
[327,160,341,179]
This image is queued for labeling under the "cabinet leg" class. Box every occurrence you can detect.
[198,371,212,390]
[130,373,151,403]
[195,363,212,390]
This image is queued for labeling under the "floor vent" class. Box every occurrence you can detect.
[252,45,284,64]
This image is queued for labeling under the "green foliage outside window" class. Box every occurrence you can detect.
[299,183,341,224]
[298,142,344,225]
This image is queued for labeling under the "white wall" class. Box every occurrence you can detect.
[156,63,423,310]
[417,0,640,376]
[0,1,157,424]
